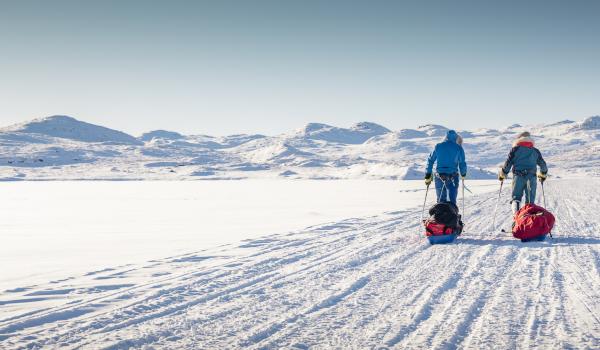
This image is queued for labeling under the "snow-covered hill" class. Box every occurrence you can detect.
[1,115,142,145]
[0,115,599,180]
[292,122,391,144]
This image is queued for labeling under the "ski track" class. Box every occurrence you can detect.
[1,179,599,349]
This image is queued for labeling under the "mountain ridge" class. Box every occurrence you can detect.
[1,115,143,145]
[0,115,598,180]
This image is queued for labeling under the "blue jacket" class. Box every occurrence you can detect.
[425,130,467,176]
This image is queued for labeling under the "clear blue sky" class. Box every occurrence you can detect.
[0,0,598,135]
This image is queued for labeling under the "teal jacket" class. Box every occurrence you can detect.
[502,140,548,175]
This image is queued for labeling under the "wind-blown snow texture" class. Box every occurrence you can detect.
[1,179,598,349]
[1,115,600,180]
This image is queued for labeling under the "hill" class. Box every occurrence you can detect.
[0,115,599,180]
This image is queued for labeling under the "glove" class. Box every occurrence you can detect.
[461,173,466,180]
[537,172,547,183]
[424,173,433,186]
[498,169,507,182]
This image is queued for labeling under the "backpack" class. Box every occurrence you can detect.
[429,202,459,225]
[424,203,463,236]
[512,204,555,240]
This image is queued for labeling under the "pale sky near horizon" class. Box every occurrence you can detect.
[0,0,598,136]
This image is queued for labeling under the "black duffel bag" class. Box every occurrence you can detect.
[428,202,462,231]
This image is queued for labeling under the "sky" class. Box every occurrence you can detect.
[0,0,598,136]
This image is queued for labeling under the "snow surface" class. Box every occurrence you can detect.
[0,180,498,292]
[1,116,142,145]
[1,115,600,181]
[1,179,599,349]
[1,115,599,348]
[1,180,473,292]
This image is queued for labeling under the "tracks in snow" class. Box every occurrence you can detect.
[1,179,599,349]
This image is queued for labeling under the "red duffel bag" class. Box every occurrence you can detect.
[512,204,555,240]
[424,220,457,236]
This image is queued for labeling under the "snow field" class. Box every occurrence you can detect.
[0,180,495,293]
[0,179,598,349]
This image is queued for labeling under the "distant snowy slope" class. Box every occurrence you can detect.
[394,128,428,139]
[293,122,391,144]
[0,115,599,180]
[579,115,600,130]
[2,115,142,145]
[417,124,449,137]
[350,121,392,137]
[234,139,318,167]
[139,130,185,142]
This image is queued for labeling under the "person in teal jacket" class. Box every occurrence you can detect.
[424,130,467,206]
[499,131,548,213]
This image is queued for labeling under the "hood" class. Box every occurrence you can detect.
[513,135,535,148]
[444,130,458,143]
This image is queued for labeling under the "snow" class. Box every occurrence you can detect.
[1,115,599,181]
[0,180,499,293]
[417,124,449,137]
[293,122,390,144]
[350,121,391,135]
[580,116,600,130]
[139,130,185,142]
[0,179,598,349]
[1,115,600,347]
[1,115,142,145]
[394,128,428,139]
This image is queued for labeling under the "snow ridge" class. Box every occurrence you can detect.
[1,115,600,180]
[2,115,142,145]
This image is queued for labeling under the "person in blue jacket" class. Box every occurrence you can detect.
[499,131,548,213]
[424,130,467,206]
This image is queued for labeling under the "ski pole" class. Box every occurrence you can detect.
[492,180,503,232]
[541,181,547,208]
[540,180,552,238]
[462,183,473,194]
[421,183,430,222]
[461,178,466,220]
[527,178,532,204]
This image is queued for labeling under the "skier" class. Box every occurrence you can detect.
[498,131,548,214]
[424,130,467,206]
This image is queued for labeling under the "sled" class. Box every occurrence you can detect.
[520,234,547,243]
[424,219,461,245]
[427,233,458,245]
[424,203,463,245]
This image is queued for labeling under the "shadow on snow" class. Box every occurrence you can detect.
[456,236,600,247]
